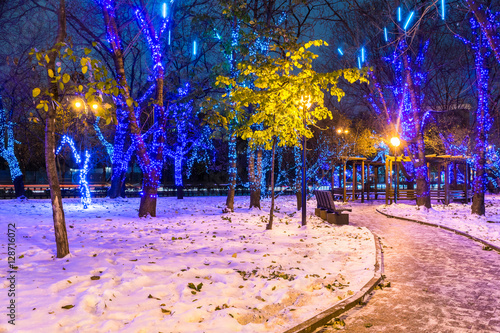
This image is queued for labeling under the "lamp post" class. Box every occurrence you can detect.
[301,96,312,226]
[390,136,400,203]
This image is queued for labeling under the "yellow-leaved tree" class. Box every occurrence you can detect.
[214,40,368,229]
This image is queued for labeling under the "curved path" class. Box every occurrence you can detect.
[316,203,500,333]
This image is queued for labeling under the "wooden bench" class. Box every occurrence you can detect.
[313,190,352,225]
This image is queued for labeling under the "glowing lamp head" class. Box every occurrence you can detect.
[74,101,82,108]
[337,129,342,134]
[344,129,349,134]
[390,137,401,147]
[92,103,98,110]
[300,95,311,109]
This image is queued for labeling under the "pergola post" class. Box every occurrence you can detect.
[437,164,442,201]
[352,162,357,201]
[465,162,469,202]
[395,159,399,204]
[361,160,365,203]
[343,161,347,203]
[453,162,458,188]
[444,162,450,205]
[374,166,379,199]
[385,157,390,205]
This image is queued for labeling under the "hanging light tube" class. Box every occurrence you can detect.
[404,11,414,30]
[162,3,167,18]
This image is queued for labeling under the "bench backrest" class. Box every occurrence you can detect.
[325,191,336,211]
[314,190,336,211]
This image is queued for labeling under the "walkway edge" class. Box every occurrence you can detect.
[375,209,500,254]
[283,230,384,333]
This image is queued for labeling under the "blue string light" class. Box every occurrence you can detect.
[134,6,170,78]
[93,117,114,159]
[164,83,214,187]
[384,27,388,42]
[193,40,197,56]
[357,56,361,69]
[441,0,445,20]
[361,47,365,62]
[0,103,23,182]
[337,48,343,56]
[56,135,92,209]
[397,7,402,22]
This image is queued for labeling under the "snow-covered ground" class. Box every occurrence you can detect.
[0,196,376,333]
[379,194,500,246]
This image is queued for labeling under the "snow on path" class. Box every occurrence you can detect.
[0,196,375,333]
[316,203,500,332]
[379,194,500,246]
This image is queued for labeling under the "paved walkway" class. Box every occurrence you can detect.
[316,203,500,333]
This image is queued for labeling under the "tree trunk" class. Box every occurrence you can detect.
[225,133,237,212]
[177,186,184,199]
[108,108,129,199]
[45,0,69,258]
[294,146,302,210]
[175,151,184,199]
[108,173,123,198]
[13,175,25,199]
[248,145,260,209]
[255,147,262,206]
[403,56,431,208]
[266,137,277,230]
[295,192,301,210]
[472,153,486,215]
[120,174,126,197]
[101,2,162,217]
[139,184,157,217]
[471,34,489,216]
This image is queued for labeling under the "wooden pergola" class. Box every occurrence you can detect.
[332,157,386,203]
[330,154,472,205]
[385,154,472,205]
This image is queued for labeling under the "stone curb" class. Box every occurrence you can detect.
[375,209,500,254]
[283,230,384,333]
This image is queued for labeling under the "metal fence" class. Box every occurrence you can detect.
[0,184,298,199]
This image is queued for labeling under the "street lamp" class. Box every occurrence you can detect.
[73,98,99,113]
[390,136,400,203]
[300,96,312,227]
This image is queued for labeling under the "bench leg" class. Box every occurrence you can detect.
[327,213,349,225]
[315,208,323,217]
[319,209,328,220]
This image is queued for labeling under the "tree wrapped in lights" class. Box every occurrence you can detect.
[457,17,494,215]
[56,135,92,209]
[94,111,135,198]
[0,95,25,198]
[165,83,215,199]
[486,145,500,191]
[465,0,500,65]
[97,0,169,216]
[365,38,433,208]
